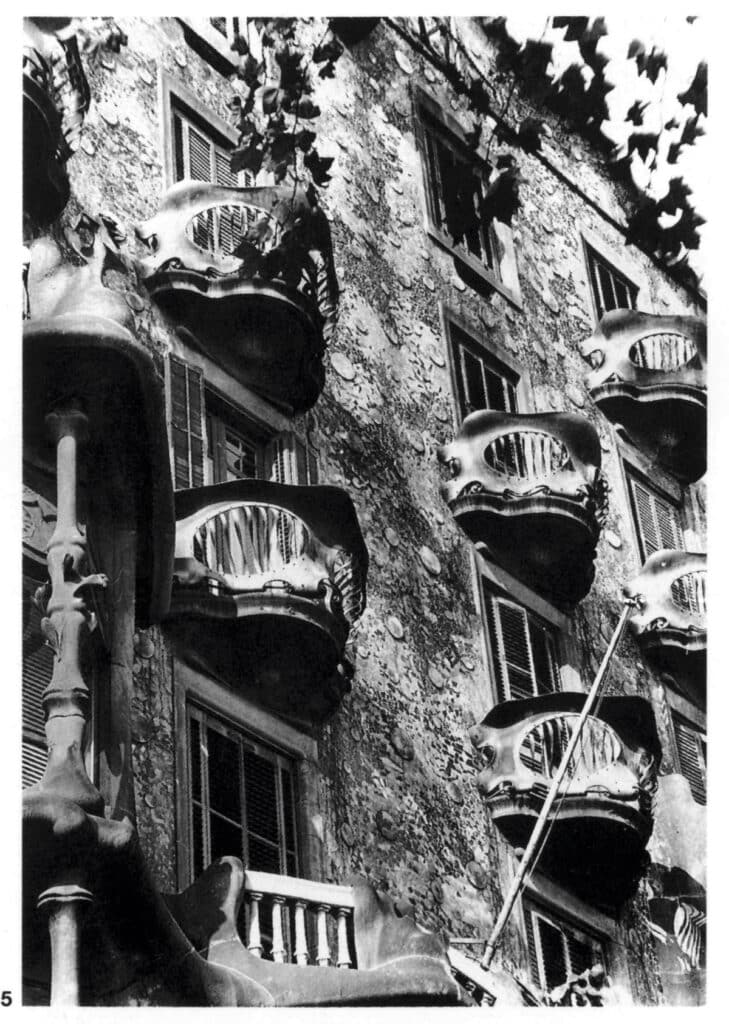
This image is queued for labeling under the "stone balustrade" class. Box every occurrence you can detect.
[241,870,495,1004]
[170,479,367,721]
[438,411,605,606]
[137,183,339,412]
[580,310,706,483]
[469,693,661,906]
[624,550,706,705]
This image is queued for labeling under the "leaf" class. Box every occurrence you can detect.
[464,122,482,151]
[517,116,545,154]
[262,86,282,114]
[627,100,648,126]
[677,61,707,117]
[231,33,249,56]
[296,129,316,153]
[304,149,334,186]
[313,38,343,64]
[680,116,705,148]
[231,144,263,176]
[297,98,321,119]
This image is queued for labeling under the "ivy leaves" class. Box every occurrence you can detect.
[227,19,343,192]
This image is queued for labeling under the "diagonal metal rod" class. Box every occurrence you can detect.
[481,598,637,971]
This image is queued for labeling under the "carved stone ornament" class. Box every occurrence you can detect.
[137,182,339,413]
[23,486,57,558]
[469,692,661,907]
[438,410,605,607]
[580,310,706,483]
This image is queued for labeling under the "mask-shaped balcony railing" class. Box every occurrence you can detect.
[170,479,367,722]
[469,693,660,906]
[580,311,706,483]
[624,550,706,706]
[137,183,339,414]
[23,18,90,227]
[438,411,605,607]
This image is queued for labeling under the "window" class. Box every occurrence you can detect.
[450,322,519,421]
[626,469,684,561]
[171,99,251,256]
[484,588,560,702]
[415,93,522,306]
[187,704,300,879]
[421,108,494,270]
[585,244,638,321]
[177,18,261,76]
[524,902,606,993]
[167,356,318,491]
[672,711,706,805]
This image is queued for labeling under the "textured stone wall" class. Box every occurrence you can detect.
[51,17,706,1006]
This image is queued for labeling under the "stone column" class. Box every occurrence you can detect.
[34,401,108,1005]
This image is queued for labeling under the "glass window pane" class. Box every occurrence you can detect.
[244,749,280,845]
[207,726,242,822]
[209,810,243,862]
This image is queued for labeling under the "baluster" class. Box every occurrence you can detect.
[247,892,263,957]
[316,904,331,966]
[239,505,257,574]
[230,506,246,574]
[294,900,309,966]
[336,907,352,968]
[268,506,281,568]
[271,896,286,963]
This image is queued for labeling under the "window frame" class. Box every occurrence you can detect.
[174,658,320,890]
[480,579,563,704]
[186,700,301,879]
[622,460,685,564]
[159,72,241,191]
[414,88,522,308]
[579,229,645,325]
[440,306,532,428]
[522,896,608,994]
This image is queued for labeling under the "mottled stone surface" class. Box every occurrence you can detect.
[29,15,707,1008]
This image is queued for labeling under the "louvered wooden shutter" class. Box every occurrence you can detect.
[535,915,569,991]
[524,907,542,988]
[629,475,683,560]
[487,596,559,702]
[22,578,51,788]
[265,433,318,487]
[169,356,205,490]
[672,713,706,805]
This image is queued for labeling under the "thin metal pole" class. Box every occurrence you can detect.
[481,599,636,971]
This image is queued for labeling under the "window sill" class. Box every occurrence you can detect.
[426,221,523,311]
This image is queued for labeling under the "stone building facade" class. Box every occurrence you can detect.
[22,17,706,1007]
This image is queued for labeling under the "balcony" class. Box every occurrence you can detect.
[169,479,367,723]
[438,411,605,607]
[469,693,661,906]
[23,18,90,227]
[137,183,339,413]
[165,861,486,1005]
[580,310,706,483]
[624,551,706,707]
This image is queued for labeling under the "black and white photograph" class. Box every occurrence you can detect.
[17,12,709,1010]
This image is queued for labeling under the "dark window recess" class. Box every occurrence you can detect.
[451,324,519,421]
[421,111,494,270]
[586,245,638,321]
[187,704,300,880]
[205,393,267,484]
[485,591,560,703]
[627,471,684,561]
[672,712,706,805]
[524,904,605,992]
[169,356,205,490]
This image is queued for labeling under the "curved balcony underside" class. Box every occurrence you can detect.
[581,310,706,483]
[439,411,603,607]
[470,693,661,906]
[624,550,706,707]
[23,314,175,624]
[169,480,368,725]
[138,183,338,413]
